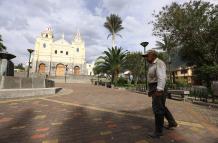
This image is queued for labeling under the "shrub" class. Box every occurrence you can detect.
[175,78,190,88]
[116,77,128,86]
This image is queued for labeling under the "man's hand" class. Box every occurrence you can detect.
[147,91,153,97]
[155,91,164,96]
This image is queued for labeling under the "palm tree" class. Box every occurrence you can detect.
[94,46,127,84]
[104,14,124,47]
[155,34,176,83]
[0,35,6,51]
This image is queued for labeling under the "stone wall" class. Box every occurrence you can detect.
[0,76,54,89]
[49,75,93,83]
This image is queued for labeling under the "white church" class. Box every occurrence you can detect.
[31,27,94,76]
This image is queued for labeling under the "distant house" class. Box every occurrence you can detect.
[169,52,195,84]
[86,62,95,76]
[171,66,194,84]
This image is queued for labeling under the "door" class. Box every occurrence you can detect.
[38,63,45,73]
[74,66,80,75]
[56,64,65,76]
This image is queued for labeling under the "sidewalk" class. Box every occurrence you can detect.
[0,83,217,143]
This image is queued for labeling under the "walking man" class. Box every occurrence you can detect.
[142,50,177,138]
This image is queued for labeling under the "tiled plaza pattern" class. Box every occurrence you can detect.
[0,83,218,143]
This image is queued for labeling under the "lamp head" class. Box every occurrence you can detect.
[27,49,34,54]
[140,42,149,48]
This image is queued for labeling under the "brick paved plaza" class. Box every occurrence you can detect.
[0,83,218,143]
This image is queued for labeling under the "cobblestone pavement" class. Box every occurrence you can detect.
[0,83,217,143]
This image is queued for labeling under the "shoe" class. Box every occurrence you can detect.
[148,132,163,138]
[164,122,178,130]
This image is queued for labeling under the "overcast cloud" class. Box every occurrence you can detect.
[0,0,217,65]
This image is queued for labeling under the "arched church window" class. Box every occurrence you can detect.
[55,50,57,54]
[43,43,46,48]
[45,34,48,38]
[60,51,63,53]
[76,48,79,52]
[66,51,68,55]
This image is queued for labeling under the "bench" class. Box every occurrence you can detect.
[167,89,190,101]
[211,81,218,103]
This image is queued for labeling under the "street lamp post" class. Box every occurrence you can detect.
[27,49,34,78]
[140,42,149,90]
[65,65,68,83]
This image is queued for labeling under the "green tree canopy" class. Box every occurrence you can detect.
[104,14,124,47]
[152,1,218,66]
[94,46,127,84]
[124,52,145,84]
[194,64,218,87]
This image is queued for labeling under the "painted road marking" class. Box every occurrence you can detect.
[42,139,59,143]
[51,122,63,126]
[0,89,73,104]
[36,127,49,132]
[39,98,204,129]
[0,90,204,129]
[31,134,46,139]
[100,131,112,136]
[135,140,150,143]
[34,115,47,120]
[11,126,26,130]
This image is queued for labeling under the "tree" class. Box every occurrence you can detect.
[94,47,127,84]
[15,63,25,70]
[152,1,217,66]
[124,52,145,84]
[0,35,6,51]
[152,1,218,86]
[157,52,168,64]
[104,14,124,47]
[194,65,218,88]
[155,34,177,82]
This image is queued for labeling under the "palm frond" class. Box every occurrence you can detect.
[104,14,124,46]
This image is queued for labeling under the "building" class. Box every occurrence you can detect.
[172,66,194,84]
[86,62,95,76]
[31,27,88,76]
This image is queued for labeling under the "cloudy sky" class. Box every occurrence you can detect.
[0,0,217,65]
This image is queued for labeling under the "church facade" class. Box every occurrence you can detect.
[31,27,89,76]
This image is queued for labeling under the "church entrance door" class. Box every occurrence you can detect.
[74,66,80,75]
[39,63,45,73]
[56,64,65,76]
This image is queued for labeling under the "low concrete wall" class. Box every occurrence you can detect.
[49,75,93,83]
[0,87,62,99]
[0,76,54,89]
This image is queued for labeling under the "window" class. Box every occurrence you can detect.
[66,51,68,55]
[60,51,63,53]
[181,69,187,74]
[45,34,48,38]
[43,43,46,48]
[76,48,79,52]
[55,50,57,54]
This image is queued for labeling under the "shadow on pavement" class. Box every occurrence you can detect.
[55,106,190,143]
[0,109,34,143]
[119,107,153,117]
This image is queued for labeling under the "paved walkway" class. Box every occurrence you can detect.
[0,83,218,143]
